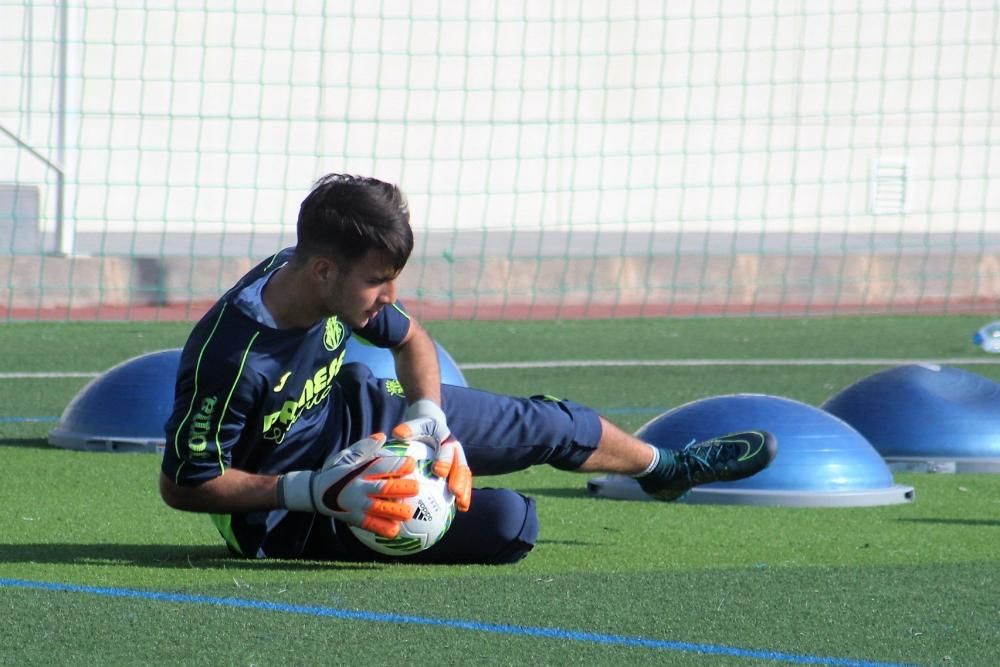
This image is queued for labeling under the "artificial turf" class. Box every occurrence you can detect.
[1,317,998,665]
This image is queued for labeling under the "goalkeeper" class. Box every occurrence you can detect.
[159,173,776,564]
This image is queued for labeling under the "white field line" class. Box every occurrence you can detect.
[1,358,996,379]
[459,358,1000,369]
[0,371,101,379]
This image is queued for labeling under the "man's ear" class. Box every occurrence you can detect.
[309,255,338,284]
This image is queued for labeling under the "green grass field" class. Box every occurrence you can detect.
[2,316,998,666]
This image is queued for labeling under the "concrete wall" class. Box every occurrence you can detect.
[4,247,999,320]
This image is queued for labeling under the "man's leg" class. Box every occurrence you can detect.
[330,366,774,561]
[332,487,538,564]
[441,384,777,502]
[573,416,655,473]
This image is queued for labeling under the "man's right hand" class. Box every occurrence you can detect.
[277,433,420,538]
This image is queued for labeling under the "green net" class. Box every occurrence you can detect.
[2,2,998,321]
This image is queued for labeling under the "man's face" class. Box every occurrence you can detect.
[322,249,400,328]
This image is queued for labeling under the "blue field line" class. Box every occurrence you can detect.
[1,578,917,667]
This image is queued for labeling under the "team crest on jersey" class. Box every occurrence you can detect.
[323,317,345,351]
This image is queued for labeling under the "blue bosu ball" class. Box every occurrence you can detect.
[822,364,1000,473]
[48,349,182,454]
[588,393,913,506]
[345,337,468,387]
[47,336,468,455]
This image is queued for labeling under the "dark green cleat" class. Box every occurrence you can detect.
[637,430,778,502]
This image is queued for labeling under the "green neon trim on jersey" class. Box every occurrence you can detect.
[261,252,283,272]
[174,304,228,459]
[212,331,260,475]
[209,513,243,555]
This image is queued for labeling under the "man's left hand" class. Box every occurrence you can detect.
[393,399,472,512]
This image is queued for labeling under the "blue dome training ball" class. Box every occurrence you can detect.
[636,393,895,494]
[344,336,468,387]
[589,393,913,506]
[48,349,182,454]
[48,337,468,455]
[823,364,1000,471]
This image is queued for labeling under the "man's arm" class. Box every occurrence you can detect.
[390,316,442,405]
[160,439,421,540]
[388,315,473,512]
[159,470,280,514]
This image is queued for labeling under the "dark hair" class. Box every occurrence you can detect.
[295,173,413,270]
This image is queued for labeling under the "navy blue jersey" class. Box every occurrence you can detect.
[161,248,412,487]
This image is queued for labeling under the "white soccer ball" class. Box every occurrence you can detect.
[348,437,456,556]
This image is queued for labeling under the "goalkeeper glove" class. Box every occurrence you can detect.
[392,399,473,512]
[278,433,419,538]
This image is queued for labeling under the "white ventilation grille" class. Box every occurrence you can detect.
[870,160,908,215]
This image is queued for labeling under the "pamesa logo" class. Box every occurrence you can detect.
[323,317,345,351]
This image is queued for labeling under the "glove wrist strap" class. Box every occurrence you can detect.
[278,470,315,512]
[405,398,446,424]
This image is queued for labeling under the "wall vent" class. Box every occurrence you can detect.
[870,160,907,215]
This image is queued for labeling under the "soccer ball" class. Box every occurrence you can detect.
[348,437,456,556]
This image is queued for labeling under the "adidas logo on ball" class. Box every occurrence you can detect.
[413,502,432,522]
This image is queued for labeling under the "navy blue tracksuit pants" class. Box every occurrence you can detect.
[231,363,604,563]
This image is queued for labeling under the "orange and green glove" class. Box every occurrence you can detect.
[392,399,473,512]
[278,433,419,538]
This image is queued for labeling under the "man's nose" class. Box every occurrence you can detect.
[380,280,396,303]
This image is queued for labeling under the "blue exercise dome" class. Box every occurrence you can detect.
[588,393,913,506]
[48,337,468,455]
[345,337,468,387]
[823,364,1000,473]
[48,349,182,454]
